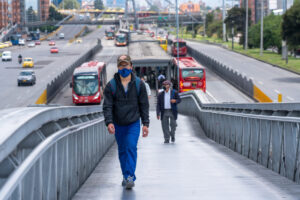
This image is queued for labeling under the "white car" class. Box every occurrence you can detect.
[19,39,25,46]
[27,42,36,47]
[59,33,65,39]
[2,51,12,61]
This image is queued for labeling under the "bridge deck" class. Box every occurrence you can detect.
[73,112,300,200]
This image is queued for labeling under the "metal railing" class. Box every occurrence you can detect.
[178,91,300,184]
[0,106,114,199]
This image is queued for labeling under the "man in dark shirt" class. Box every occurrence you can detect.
[103,55,149,189]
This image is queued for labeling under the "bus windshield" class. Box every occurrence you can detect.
[116,36,125,43]
[174,42,186,48]
[107,32,114,37]
[182,69,204,79]
[74,75,99,96]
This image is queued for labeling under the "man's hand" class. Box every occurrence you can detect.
[157,115,160,120]
[107,123,115,134]
[142,126,149,137]
[171,99,177,103]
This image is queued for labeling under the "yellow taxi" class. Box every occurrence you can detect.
[158,39,168,52]
[4,41,12,47]
[22,57,34,68]
[0,43,7,49]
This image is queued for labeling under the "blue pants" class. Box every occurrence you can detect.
[114,120,140,181]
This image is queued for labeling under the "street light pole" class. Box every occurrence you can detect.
[175,0,179,89]
[260,0,264,56]
[222,0,226,42]
[245,0,248,50]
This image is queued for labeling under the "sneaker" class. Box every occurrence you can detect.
[171,137,175,142]
[122,178,126,186]
[164,139,169,143]
[125,176,135,189]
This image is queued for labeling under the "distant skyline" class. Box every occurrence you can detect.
[137,0,224,8]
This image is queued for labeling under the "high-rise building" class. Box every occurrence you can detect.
[12,0,21,25]
[240,0,269,23]
[0,0,9,29]
[40,0,50,21]
[240,0,256,23]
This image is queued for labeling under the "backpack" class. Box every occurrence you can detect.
[109,77,141,97]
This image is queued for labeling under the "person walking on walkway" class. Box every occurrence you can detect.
[156,80,181,143]
[103,54,149,189]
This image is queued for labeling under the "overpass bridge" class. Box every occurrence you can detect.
[1,29,300,199]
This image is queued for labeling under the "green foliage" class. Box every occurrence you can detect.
[205,12,214,31]
[225,7,251,32]
[282,1,300,48]
[248,14,282,53]
[206,20,223,38]
[38,25,59,33]
[59,0,80,9]
[94,0,104,10]
[48,5,64,21]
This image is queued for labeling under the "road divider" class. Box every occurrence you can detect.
[187,45,273,103]
[35,39,103,104]
[40,26,62,41]
[69,26,87,43]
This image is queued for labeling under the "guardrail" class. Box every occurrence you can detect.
[35,39,103,104]
[187,44,273,103]
[178,91,300,184]
[0,106,114,199]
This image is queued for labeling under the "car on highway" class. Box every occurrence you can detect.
[2,51,12,61]
[19,38,25,46]
[35,40,41,45]
[17,70,36,86]
[48,41,55,46]
[50,47,59,53]
[27,42,36,47]
[0,43,7,49]
[59,33,65,39]
[76,38,82,43]
[22,57,34,68]
[4,41,12,47]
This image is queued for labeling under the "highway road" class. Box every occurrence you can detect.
[187,41,300,103]
[0,25,107,109]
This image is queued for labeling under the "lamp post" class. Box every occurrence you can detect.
[175,0,179,90]
[231,20,234,50]
[260,0,264,56]
[245,0,248,50]
[222,0,226,42]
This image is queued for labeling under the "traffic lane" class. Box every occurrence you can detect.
[187,41,300,102]
[73,112,300,200]
[0,29,106,109]
[50,38,127,106]
[205,68,253,103]
[55,25,85,40]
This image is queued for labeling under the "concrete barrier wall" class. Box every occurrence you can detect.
[178,92,300,184]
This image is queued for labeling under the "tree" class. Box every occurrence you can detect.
[206,20,223,38]
[248,14,282,53]
[148,5,159,12]
[94,0,104,10]
[48,5,64,21]
[59,0,80,9]
[282,1,300,49]
[205,12,214,31]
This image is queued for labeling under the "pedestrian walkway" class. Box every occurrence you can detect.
[73,112,300,200]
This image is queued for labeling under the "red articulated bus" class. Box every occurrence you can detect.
[171,57,206,93]
[172,39,187,56]
[71,61,107,105]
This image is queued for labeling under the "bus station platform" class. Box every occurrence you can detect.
[73,112,300,200]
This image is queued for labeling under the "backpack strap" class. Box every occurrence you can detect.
[135,77,141,96]
[110,77,141,97]
[109,78,117,96]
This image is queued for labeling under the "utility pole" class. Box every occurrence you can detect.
[260,0,264,56]
[222,0,226,42]
[282,0,288,62]
[245,0,248,50]
[175,0,180,89]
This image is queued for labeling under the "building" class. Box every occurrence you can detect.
[40,0,50,21]
[0,0,9,29]
[52,0,63,7]
[179,1,201,13]
[106,0,125,8]
[240,0,269,23]
[12,0,21,25]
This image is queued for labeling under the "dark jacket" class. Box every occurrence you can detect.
[103,73,149,127]
[156,89,181,120]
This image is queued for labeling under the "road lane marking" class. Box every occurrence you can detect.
[287,96,294,101]
[206,91,218,103]
[274,90,280,94]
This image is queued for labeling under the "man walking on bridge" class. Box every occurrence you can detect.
[156,80,181,143]
[103,55,149,189]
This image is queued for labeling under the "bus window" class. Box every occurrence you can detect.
[182,69,204,80]
[173,42,186,48]
[74,75,99,96]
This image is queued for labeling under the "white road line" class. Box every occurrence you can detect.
[258,81,264,85]
[287,96,294,101]
[274,90,280,94]
[206,91,218,103]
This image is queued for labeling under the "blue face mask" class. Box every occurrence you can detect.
[118,68,132,78]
